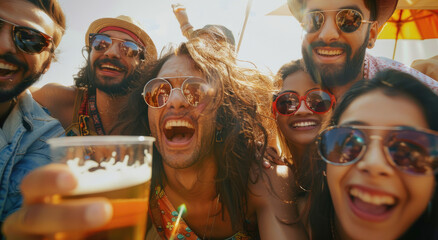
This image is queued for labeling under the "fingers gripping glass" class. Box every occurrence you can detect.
[272,89,335,116]
[142,76,212,108]
[302,9,374,33]
[0,17,54,54]
[89,33,144,58]
[317,126,438,175]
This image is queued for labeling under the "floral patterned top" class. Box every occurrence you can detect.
[149,186,257,240]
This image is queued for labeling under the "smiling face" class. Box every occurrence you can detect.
[0,0,56,102]
[327,90,435,240]
[89,30,141,95]
[276,70,330,148]
[301,0,378,88]
[148,54,217,169]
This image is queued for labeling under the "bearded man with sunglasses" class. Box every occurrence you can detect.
[287,0,438,98]
[0,0,66,226]
[33,15,157,136]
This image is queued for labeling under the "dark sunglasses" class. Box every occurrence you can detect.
[302,9,374,33]
[272,89,335,116]
[317,125,438,175]
[89,33,144,58]
[0,16,54,54]
[142,76,212,108]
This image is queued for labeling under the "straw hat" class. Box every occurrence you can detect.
[287,0,399,29]
[85,15,157,61]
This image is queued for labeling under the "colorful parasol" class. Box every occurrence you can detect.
[378,10,438,59]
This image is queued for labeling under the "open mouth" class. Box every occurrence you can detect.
[0,62,19,76]
[315,48,344,57]
[291,120,319,129]
[98,63,125,73]
[163,119,195,143]
[349,186,397,218]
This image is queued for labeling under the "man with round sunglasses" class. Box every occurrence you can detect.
[32,15,157,136]
[3,34,308,240]
[0,0,66,228]
[287,0,438,98]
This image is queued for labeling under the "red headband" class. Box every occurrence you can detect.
[98,26,144,47]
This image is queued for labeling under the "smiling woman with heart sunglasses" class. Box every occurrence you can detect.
[306,69,438,240]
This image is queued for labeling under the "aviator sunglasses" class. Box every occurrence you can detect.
[272,89,336,116]
[89,33,144,58]
[302,9,374,33]
[317,126,438,175]
[0,16,54,54]
[142,76,212,108]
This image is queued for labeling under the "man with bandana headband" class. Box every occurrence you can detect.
[33,15,157,136]
[287,0,438,98]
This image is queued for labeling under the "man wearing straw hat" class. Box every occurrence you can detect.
[287,0,438,98]
[33,15,157,136]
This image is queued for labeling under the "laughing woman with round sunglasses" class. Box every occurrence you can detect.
[308,69,438,240]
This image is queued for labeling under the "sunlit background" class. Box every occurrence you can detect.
[36,0,438,87]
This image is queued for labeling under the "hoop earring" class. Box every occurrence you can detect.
[215,129,223,143]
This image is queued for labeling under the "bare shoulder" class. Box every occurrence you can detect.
[31,84,79,128]
[248,165,297,206]
[32,83,77,106]
[248,165,308,239]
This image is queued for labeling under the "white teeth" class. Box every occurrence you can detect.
[101,64,122,71]
[292,121,317,127]
[165,120,194,130]
[0,62,18,71]
[350,187,396,206]
[317,49,343,56]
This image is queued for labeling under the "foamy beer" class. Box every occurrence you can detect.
[47,136,154,240]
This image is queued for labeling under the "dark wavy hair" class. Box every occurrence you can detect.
[308,69,438,239]
[116,32,274,230]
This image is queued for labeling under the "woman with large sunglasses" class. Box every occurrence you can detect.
[308,69,438,239]
[272,60,335,205]
[273,59,335,163]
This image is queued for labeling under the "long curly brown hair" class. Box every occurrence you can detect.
[116,32,274,231]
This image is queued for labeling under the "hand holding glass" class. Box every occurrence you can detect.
[47,136,154,240]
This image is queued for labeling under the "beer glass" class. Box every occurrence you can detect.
[47,136,154,240]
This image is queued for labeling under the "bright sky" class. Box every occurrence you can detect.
[36,0,438,88]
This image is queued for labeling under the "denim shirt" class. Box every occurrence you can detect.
[0,90,64,223]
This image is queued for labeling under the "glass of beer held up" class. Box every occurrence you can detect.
[47,136,154,240]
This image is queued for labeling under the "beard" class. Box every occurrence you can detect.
[87,58,141,97]
[302,34,369,88]
[0,53,48,102]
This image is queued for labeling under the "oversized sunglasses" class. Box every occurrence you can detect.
[0,16,54,54]
[89,33,144,58]
[302,9,374,33]
[317,126,438,175]
[272,89,335,116]
[142,76,212,108]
